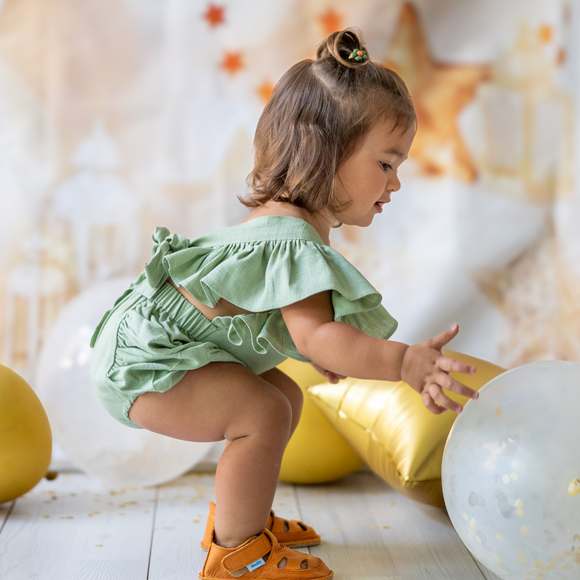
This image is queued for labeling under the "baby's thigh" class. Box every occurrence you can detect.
[129,361,293,442]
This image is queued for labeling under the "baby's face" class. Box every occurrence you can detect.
[333,119,414,227]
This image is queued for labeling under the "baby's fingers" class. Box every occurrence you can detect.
[421,389,449,415]
[430,323,460,350]
[425,383,464,414]
[438,356,476,376]
[325,371,343,384]
[438,370,479,402]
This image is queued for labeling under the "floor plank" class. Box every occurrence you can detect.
[0,500,14,532]
[0,470,502,580]
[474,560,503,580]
[0,473,156,580]
[148,472,214,580]
[295,471,494,580]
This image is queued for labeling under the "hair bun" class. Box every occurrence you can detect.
[316,27,371,69]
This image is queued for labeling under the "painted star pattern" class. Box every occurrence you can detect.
[222,51,244,75]
[319,8,343,36]
[203,3,225,28]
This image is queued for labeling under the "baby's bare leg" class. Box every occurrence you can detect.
[221,367,303,451]
[128,362,300,548]
[257,367,303,437]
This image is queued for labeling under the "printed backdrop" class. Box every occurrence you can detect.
[0,0,578,386]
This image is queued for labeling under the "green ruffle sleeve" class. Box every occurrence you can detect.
[143,217,398,362]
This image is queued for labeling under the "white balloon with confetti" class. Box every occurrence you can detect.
[442,360,580,580]
[36,278,215,487]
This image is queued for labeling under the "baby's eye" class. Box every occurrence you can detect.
[380,162,392,172]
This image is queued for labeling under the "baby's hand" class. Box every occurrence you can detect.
[311,363,346,384]
[401,324,478,414]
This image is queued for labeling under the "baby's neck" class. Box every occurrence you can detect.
[244,201,333,245]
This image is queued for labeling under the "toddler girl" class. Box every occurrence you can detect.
[90,28,478,580]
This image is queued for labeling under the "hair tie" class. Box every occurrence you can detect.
[348,48,368,62]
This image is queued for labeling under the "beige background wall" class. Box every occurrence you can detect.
[0,0,577,386]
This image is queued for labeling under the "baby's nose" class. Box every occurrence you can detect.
[390,175,401,192]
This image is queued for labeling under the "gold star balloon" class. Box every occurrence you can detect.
[307,350,505,507]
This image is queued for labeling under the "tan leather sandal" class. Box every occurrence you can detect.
[201,501,321,551]
[199,527,333,580]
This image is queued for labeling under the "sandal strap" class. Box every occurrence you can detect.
[221,529,276,573]
[270,513,311,535]
[268,541,322,570]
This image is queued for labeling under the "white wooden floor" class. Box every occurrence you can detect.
[0,470,502,580]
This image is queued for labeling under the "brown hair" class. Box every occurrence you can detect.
[240,27,416,215]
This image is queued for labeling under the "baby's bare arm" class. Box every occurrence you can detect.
[281,291,479,413]
[281,291,407,380]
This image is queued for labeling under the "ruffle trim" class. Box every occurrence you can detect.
[210,306,396,363]
[144,225,398,361]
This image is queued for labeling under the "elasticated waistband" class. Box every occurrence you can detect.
[132,277,215,340]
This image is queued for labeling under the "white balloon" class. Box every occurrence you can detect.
[442,361,580,580]
[36,278,215,487]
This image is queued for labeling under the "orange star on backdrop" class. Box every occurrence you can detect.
[319,8,343,36]
[537,23,565,65]
[203,4,225,27]
[385,4,492,181]
[538,23,552,43]
[222,51,244,75]
[257,81,274,104]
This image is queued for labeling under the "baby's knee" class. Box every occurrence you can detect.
[262,390,293,427]
[259,367,303,417]
[225,393,292,445]
[242,390,293,440]
[285,379,303,411]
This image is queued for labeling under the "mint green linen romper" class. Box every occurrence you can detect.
[90,215,398,429]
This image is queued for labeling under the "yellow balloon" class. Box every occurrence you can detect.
[0,364,52,503]
[307,350,505,507]
[278,359,365,484]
